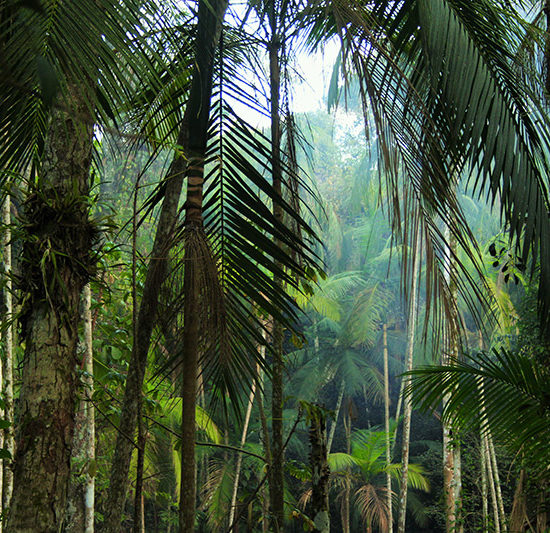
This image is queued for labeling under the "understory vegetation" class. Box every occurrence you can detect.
[1,0,550,532]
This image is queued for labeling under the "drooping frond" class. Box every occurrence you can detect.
[302,0,550,335]
[0,0,178,178]
[407,348,550,474]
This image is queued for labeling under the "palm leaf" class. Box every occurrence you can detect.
[406,348,550,473]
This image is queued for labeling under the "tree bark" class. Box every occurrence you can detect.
[397,227,421,533]
[102,2,227,530]
[268,9,285,531]
[2,193,13,516]
[309,407,330,533]
[7,85,94,532]
[327,379,345,455]
[64,285,95,533]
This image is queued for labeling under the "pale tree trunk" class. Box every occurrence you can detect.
[478,333,488,532]
[2,193,13,517]
[327,379,345,454]
[309,407,330,533]
[488,436,506,531]
[480,431,488,531]
[82,285,95,533]
[484,434,500,533]
[64,284,95,533]
[397,226,421,533]
[228,368,259,529]
[7,85,94,532]
[341,410,351,533]
[383,324,392,533]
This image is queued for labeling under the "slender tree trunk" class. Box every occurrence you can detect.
[383,324,393,533]
[268,11,285,531]
[397,227,421,533]
[64,285,95,533]
[2,194,13,515]
[309,407,330,533]
[327,379,345,454]
[480,433,488,532]
[7,85,94,531]
[341,410,351,533]
[103,2,227,530]
[178,3,228,531]
[228,370,259,529]
[484,434,500,533]
[488,436,506,532]
[83,285,95,533]
[442,224,462,533]
[478,333,488,532]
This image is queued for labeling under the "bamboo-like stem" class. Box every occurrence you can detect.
[228,364,259,529]
[488,436,506,532]
[397,225,421,533]
[484,434,501,533]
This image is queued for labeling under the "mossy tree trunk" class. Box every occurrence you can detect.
[309,407,330,533]
[7,87,95,532]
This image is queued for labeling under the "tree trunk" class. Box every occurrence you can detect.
[484,434,500,533]
[268,10,285,531]
[327,379,345,455]
[7,85,94,532]
[228,371,258,529]
[442,224,461,533]
[103,2,227,530]
[383,324,393,533]
[64,285,95,533]
[2,193,13,515]
[397,227,421,533]
[309,407,330,533]
[341,411,351,533]
[488,436,506,532]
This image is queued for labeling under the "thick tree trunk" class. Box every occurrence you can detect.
[2,194,13,516]
[397,227,421,533]
[383,324,393,533]
[7,86,94,532]
[268,13,285,531]
[103,2,227,530]
[309,407,330,533]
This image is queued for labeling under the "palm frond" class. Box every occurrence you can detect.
[407,348,550,473]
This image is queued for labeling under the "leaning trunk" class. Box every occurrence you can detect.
[7,86,94,531]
